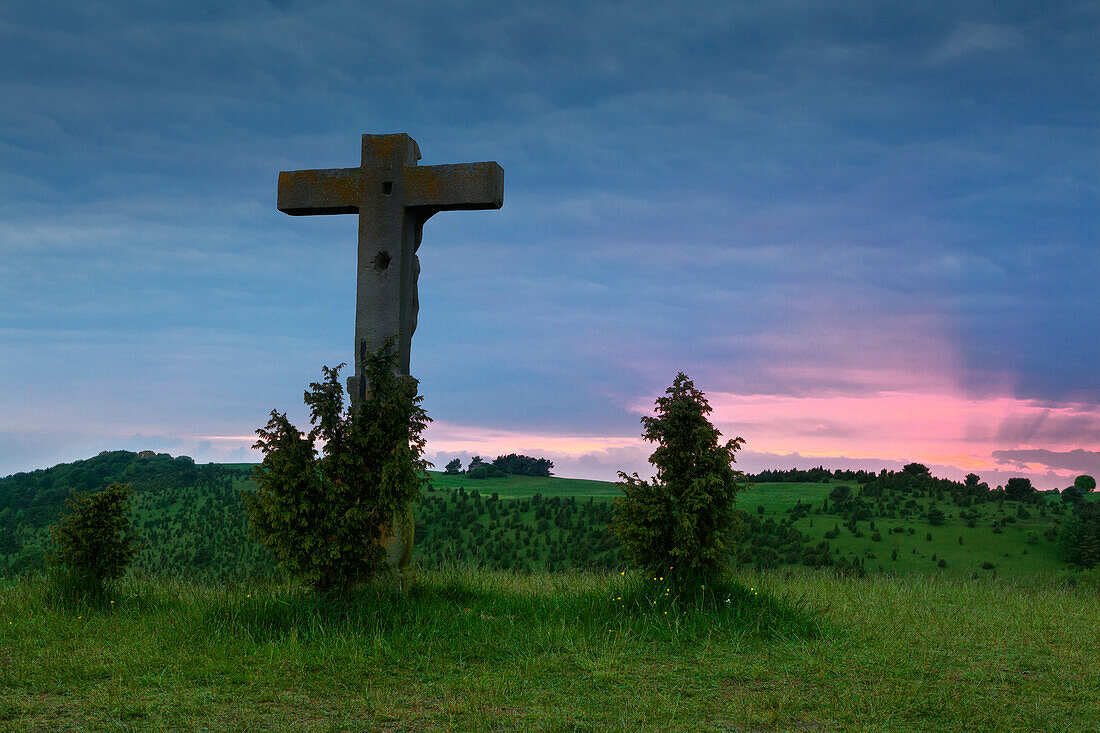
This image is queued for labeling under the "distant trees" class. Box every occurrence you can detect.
[1062,485,1084,503]
[1075,475,1096,493]
[467,462,505,479]
[460,454,554,479]
[47,482,140,603]
[609,373,749,581]
[747,466,876,483]
[1004,477,1036,502]
[493,454,554,477]
[828,485,852,504]
[902,463,931,477]
[243,340,430,592]
[443,459,463,475]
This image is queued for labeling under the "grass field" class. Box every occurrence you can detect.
[423,472,1082,579]
[426,471,622,499]
[423,471,841,508]
[4,459,1086,585]
[2,568,1097,731]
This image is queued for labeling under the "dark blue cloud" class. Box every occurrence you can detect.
[992,448,1100,477]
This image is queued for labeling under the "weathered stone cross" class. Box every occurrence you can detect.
[277,133,504,398]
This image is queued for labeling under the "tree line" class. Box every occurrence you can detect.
[443,453,554,479]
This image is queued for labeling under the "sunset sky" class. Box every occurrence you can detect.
[2,1,1097,489]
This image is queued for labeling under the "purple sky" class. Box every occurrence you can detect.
[2,0,1098,489]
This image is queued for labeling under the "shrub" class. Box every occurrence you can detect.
[1062,485,1084,503]
[1005,477,1036,502]
[1057,500,1100,569]
[492,453,553,477]
[467,463,506,479]
[609,373,749,583]
[47,482,140,603]
[243,339,430,593]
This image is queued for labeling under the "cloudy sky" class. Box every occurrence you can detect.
[2,0,1097,488]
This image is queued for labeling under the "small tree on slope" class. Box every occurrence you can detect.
[48,482,140,603]
[609,373,749,581]
[243,339,431,593]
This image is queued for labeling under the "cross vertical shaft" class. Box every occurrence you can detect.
[276,133,503,399]
[355,134,422,389]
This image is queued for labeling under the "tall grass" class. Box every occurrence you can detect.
[2,566,1097,731]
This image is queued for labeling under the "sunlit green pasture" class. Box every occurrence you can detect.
[426,470,622,499]
[424,471,842,506]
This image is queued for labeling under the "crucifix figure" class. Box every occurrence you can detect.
[278,133,504,397]
[276,133,503,572]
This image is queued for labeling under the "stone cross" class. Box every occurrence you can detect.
[277,133,504,398]
[276,134,503,575]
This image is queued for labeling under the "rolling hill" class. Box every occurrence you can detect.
[1,451,1094,580]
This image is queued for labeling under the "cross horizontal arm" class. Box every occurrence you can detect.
[278,168,362,215]
[406,162,504,211]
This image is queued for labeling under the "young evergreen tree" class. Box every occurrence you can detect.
[47,482,140,602]
[609,373,749,581]
[1057,500,1100,569]
[243,339,431,593]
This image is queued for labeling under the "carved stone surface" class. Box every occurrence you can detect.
[278,133,504,388]
[277,134,504,573]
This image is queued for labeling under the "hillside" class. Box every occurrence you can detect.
[1,451,1095,580]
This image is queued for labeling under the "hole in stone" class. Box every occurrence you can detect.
[372,251,392,271]
[382,181,393,195]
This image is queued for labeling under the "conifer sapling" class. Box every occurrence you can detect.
[243,338,431,592]
[47,481,140,601]
[610,373,749,583]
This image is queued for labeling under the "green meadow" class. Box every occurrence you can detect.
[2,567,1097,731]
[426,470,621,499]
[3,454,1100,730]
[4,456,1090,581]
[420,472,1080,579]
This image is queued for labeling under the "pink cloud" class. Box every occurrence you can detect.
[689,388,1100,488]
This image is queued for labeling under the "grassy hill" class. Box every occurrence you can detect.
[425,470,1086,579]
[3,453,1099,729]
[1,452,1094,581]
